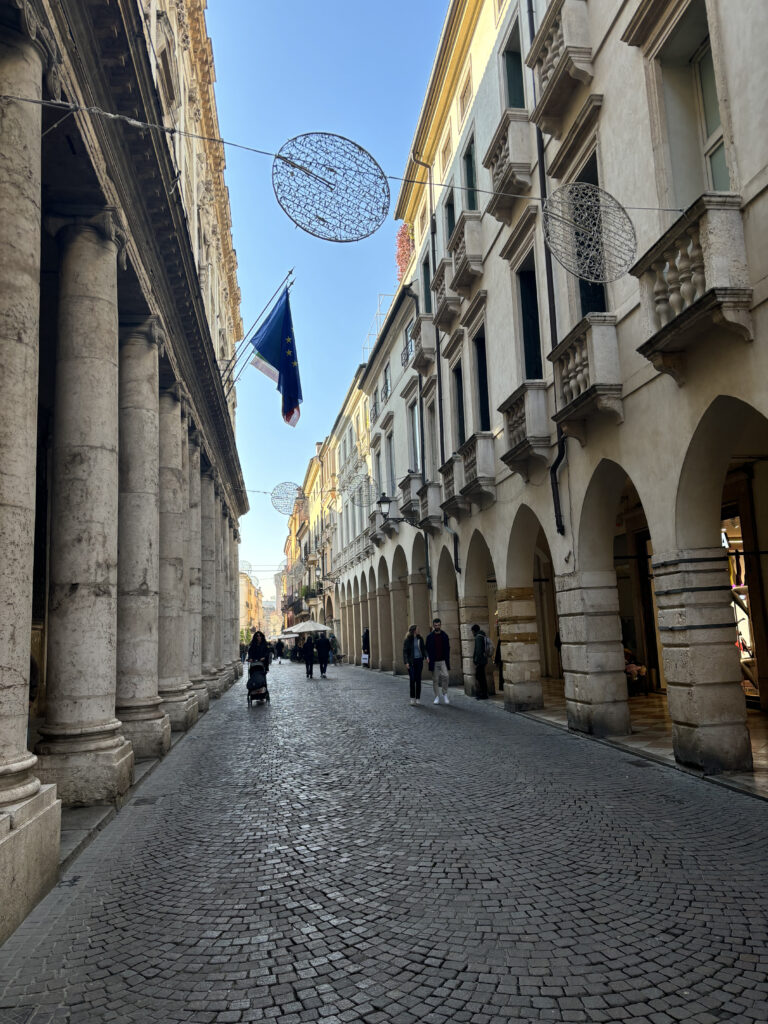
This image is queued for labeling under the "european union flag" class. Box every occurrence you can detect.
[250,288,303,426]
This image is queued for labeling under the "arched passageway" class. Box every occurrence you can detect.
[434,546,462,685]
[390,547,409,675]
[376,558,394,671]
[461,532,497,697]
[352,578,361,666]
[409,534,433,682]
[366,568,378,668]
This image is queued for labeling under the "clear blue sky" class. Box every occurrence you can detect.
[206,0,448,600]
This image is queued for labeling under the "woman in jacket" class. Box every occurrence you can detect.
[247,630,271,671]
[302,635,316,678]
[403,624,426,706]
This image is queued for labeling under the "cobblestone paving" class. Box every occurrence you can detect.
[2,662,768,1024]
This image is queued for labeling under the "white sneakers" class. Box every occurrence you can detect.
[433,696,440,704]
[443,694,450,704]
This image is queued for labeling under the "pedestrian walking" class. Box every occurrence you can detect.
[494,624,503,695]
[403,624,426,706]
[302,635,315,678]
[425,618,451,704]
[315,633,331,678]
[274,638,285,664]
[471,624,489,699]
[247,630,271,671]
[361,626,370,667]
[328,633,337,664]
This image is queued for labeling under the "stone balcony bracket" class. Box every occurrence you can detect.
[398,471,422,520]
[548,313,623,446]
[482,109,534,225]
[439,454,471,519]
[411,314,436,373]
[447,210,484,298]
[630,192,753,386]
[526,0,593,138]
[498,380,552,479]
[431,257,462,331]
[458,432,497,507]
[369,510,386,547]
[418,481,444,534]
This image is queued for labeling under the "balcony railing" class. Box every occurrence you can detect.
[481,109,533,225]
[439,454,470,519]
[447,211,484,298]
[458,432,496,506]
[400,337,415,367]
[630,192,752,384]
[548,314,622,445]
[499,381,551,479]
[380,379,391,403]
[525,0,593,138]
[431,258,462,331]
[370,400,379,425]
[417,481,443,533]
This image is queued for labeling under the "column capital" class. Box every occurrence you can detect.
[119,314,166,354]
[188,427,202,449]
[45,206,127,268]
[161,379,190,406]
[0,0,62,97]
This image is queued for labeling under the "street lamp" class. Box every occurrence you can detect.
[376,492,416,525]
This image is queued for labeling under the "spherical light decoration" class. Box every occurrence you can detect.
[272,132,390,242]
[348,473,378,509]
[542,182,637,284]
[271,482,304,516]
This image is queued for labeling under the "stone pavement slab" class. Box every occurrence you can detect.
[1,661,767,1023]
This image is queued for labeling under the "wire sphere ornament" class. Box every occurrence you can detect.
[348,473,378,509]
[272,132,390,243]
[289,559,305,583]
[542,182,637,284]
[271,482,304,516]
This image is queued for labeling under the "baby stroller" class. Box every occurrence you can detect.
[246,660,270,705]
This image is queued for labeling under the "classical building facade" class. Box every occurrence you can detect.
[239,572,263,639]
[0,0,246,940]
[289,0,768,789]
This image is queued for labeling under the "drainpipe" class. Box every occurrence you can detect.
[527,0,566,536]
[404,282,433,591]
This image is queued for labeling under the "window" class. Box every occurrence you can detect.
[473,328,491,432]
[503,24,525,108]
[459,68,473,123]
[422,256,432,315]
[463,139,478,212]
[408,401,421,471]
[402,320,415,366]
[517,251,543,379]
[695,42,729,190]
[441,132,453,176]
[418,204,428,239]
[427,403,438,478]
[374,451,382,495]
[385,433,396,494]
[576,153,607,318]
[445,190,456,242]
[453,361,466,448]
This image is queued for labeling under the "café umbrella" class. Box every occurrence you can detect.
[285,620,332,634]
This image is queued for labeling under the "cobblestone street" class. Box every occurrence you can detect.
[2,662,767,1024]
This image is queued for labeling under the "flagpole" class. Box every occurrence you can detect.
[226,277,296,396]
[221,269,294,395]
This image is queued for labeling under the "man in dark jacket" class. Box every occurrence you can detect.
[302,636,315,678]
[471,624,489,699]
[315,633,331,678]
[425,618,451,704]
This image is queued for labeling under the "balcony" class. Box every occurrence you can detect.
[369,509,386,547]
[481,109,534,225]
[431,258,462,331]
[525,0,593,139]
[498,381,551,479]
[630,193,752,385]
[381,495,403,537]
[458,432,496,506]
[447,211,484,298]
[548,314,623,446]
[417,481,443,533]
[411,314,436,373]
[398,471,422,521]
[370,400,379,426]
[439,454,471,519]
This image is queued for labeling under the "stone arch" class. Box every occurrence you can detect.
[324,593,334,628]
[376,556,393,671]
[501,505,561,711]
[434,545,461,685]
[390,546,409,675]
[461,531,497,696]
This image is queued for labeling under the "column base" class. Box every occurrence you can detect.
[160,693,199,732]
[566,696,631,738]
[202,671,223,699]
[218,667,234,692]
[0,785,61,944]
[189,678,210,714]
[504,680,543,712]
[673,722,753,774]
[36,739,134,806]
[119,713,171,759]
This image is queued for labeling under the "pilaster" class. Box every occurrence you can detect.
[376,587,393,671]
[388,580,408,675]
[497,586,543,711]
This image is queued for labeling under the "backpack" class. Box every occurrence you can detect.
[484,634,494,660]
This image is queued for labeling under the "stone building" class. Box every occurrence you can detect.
[293,0,768,788]
[239,572,263,639]
[0,0,246,940]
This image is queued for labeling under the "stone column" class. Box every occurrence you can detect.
[213,486,223,676]
[37,209,134,803]
[218,502,233,689]
[0,18,61,942]
[408,573,432,682]
[497,586,543,712]
[352,594,362,665]
[389,580,408,675]
[376,587,393,671]
[158,386,198,731]
[0,25,44,810]
[231,524,242,676]
[116,316,171,758]
[200,466,220,697]
[653,549,752,772]
[186,428,208,712]
[554,571,630,737]
[338,599,347,656]
[366,589,379,667]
